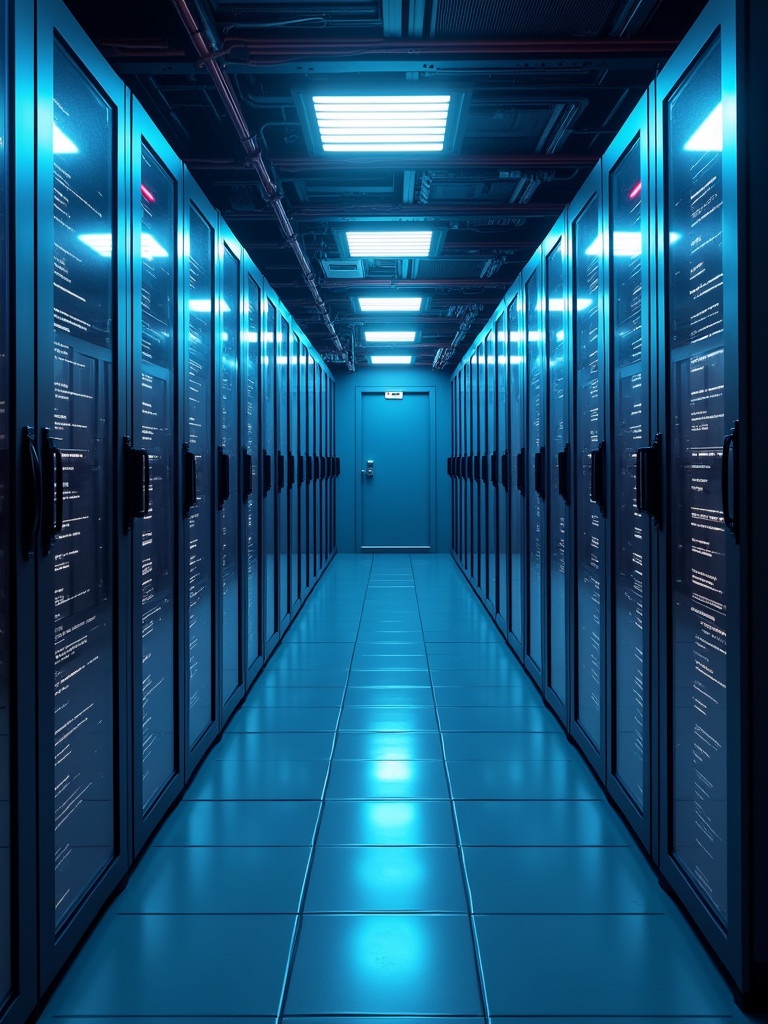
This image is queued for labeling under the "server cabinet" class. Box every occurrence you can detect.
[306,352,316,585]
[35,0,130,981]
[470,346,479,585]
[487,329,498,613]
[570,168,607,773]
[317,369,327,571]
[262,293,278,654]
[477,335,487,600]
[181,172,218,774]
[506,290,526,657]
[4,1,36,1019]
[277,312,290,632]
[543,218,569,722]
[289,326,301,612]
[524,256,545,685]
[460,362,469,573]
[656,0,748,989]
[243,262,263,686]
[128,101,183,852]
[495,307,510,634]
[299,339,310,590]
[605,95,654,850]
[218,224,243,723]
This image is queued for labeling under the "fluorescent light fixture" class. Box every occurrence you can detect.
[684,102,723,152]
[79,233,112,257]
[365,330,416,343]
[53,124,78,154]
[370,354,413,365]
[188,299,232,313]
[313,95,450,152]
[358,296,423,312]
[141,233,168,259]
[346,230,432,257]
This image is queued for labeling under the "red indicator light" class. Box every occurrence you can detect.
[628,181,642,200]
[140,183,156,203]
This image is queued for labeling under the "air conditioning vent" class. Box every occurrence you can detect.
[321,258,365,279]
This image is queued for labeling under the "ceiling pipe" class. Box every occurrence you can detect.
[169,0,347,362]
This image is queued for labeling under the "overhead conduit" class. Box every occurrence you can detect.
[170,0,348,364]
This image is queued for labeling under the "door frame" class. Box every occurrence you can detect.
[354,385,436,553]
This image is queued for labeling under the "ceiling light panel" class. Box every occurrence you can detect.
[370,354,413,365]
[364,331,417,343]
[358,296,423,312]
[346,230,433,257]
[312,95,451,152]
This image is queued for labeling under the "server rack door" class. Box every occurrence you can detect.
[460,363,469,573]
[317,370,326,570]
[35,1,130,980]
[218,229,243,722]
[450,376,457,555]
[495,310,509,634]
[129,102,183,852]
[182,174,218,773]
[4,2,36,1015]
[477,336,487,598]
[524,260,545,684]
[544,222,569,721]
[307,355,316,584]
[300,341,310,590]
[507,291,525,656]
[656,5,742,981]
[324,373,332,564]
[469,348,479,585]
[262,296,278,653]
[276,314,290,630]
[330,377,337,554]
[571,174,607,772]
[486,330,498,611]
[289,328,301,610]
[243,267,263,684]
[605,96,653,850]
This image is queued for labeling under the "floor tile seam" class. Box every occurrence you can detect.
[274,554,373,1024]
[411,554,492,1024]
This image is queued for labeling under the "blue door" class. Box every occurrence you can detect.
[357,390,433,551]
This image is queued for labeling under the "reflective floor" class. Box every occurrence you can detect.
[41,554,756,1023]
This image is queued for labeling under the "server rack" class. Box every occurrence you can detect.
[570,165,608,775]
[507,288,526,659]
[181,172,219,776]
[261,290,278,655]
[543,216,570,724]
[4,1,36,1020]
[289,325,301,613]
[243,257,263,687]
[128,100,184,853]
[35,0,131,982]
[604,92,655,853]
[494,306,509,633]
[523,253,545,687]
[276,311,290,634]
[217,221,244,724]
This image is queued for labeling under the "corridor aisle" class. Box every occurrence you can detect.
[40,554,753,1023]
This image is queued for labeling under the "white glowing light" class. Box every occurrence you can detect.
[684,102,723,152]
[346,230,433,257]
[313,95,450,152]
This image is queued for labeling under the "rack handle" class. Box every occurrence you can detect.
[41,427,64,555]
[590,440,607,516]
[218,446,231,509]
[182,443,197,517]
[21,426,42,559]
[242,448,253,501]
[636,433,662,528]
[722,420,739,541]
[557,443,570,505]
[515,448,526,496]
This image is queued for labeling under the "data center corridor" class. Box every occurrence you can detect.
[39,554,751,1023]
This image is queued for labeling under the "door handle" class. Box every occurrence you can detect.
[361,459,374,478]
[534,445,546,501]
[41,427,64,555]
[21,426,42,559]
[557,443,570,505]
[218,446,231,509]
[589,440,607,516]
[182,442,197,517]
[124,436,151,529]
[722,420,739,542]
[636,433,662,528]
[515,448,526,496]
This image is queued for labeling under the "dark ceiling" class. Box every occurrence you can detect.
[65,0,707,371]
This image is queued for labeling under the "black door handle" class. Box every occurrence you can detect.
[636,433,662,528]
[557,443,570,505]
[124,437,151,529]
[515,448,526,496]
[262,448,272,497]
[534,445,546,500]
[722,420,739,541]
[182,442,198,518]
[218,446,231,509]
[21,426,42,559]
[242,448,253,501]
[41,427,64,555]
[589,440,607,516]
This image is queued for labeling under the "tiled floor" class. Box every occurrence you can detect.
[41,553,758,1024]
